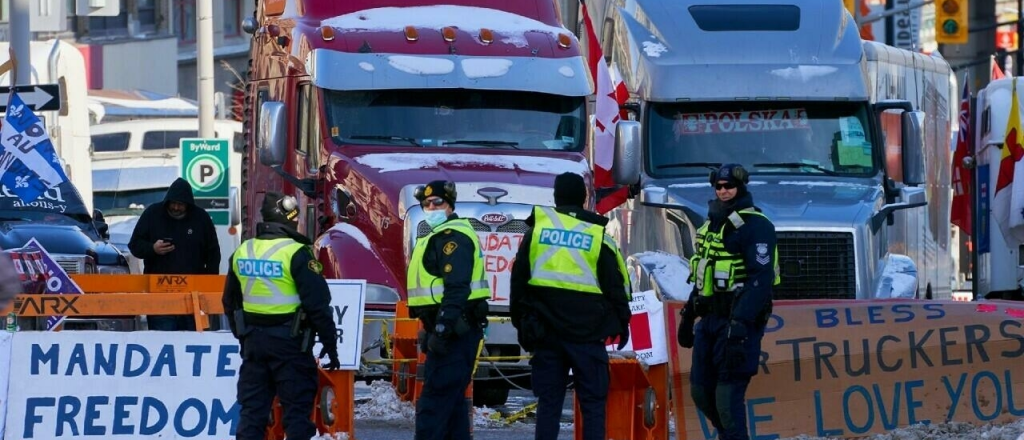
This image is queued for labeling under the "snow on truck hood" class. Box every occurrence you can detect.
[321,5,569,48]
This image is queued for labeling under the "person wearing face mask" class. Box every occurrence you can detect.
[407,180,490,440]
[677,164,778,440]
[129,177,221,330]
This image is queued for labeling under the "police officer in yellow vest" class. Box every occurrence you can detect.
[222,192,339,440]
[677,164,778,440]
[407,180,490,440]
[510,172,632,440]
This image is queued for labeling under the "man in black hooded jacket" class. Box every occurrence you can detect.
[510,172,631,440]
[129,177,221,330]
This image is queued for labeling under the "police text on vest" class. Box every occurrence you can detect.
[237,259,284,278]
[539,228,594,250]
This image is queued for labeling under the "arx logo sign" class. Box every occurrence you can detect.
[480,213,509,225]
[14,296,80,315]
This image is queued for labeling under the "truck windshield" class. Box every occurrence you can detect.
[324,89,586,151]
[94,189,167,216]
[646,101,877,178]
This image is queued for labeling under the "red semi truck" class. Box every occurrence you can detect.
[241,0,595,404]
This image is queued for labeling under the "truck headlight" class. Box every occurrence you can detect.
[365,283,401,306]
[98,265,130,275]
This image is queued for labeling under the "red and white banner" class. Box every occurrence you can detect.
[607,290,668,365]
[673,109,810,136]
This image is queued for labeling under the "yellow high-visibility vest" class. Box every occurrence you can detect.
[233,238,305,314]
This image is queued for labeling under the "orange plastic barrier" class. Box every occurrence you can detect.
[391,301,420,401]
[3,274,226,330]
[574,359,669,440]
[266,369,355,440]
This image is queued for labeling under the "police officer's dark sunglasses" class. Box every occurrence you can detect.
[714,182,737,190]
[421,198,447,207]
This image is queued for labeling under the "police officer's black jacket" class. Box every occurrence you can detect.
[221,222,337,348]
[408,213,488,329]
[509,206,631,343]
[694,191,776,326]
[128,178,221,274]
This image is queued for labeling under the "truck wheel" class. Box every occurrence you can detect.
[473,381,510,407]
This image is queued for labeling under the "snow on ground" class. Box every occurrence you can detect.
[788,418,1024,440]
[354,380,416,420]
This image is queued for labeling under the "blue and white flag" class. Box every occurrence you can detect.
[0,92,68,203]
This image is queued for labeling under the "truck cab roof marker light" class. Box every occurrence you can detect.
[442,26,457,42]
[320,26,335,41]
[557,33,571,49]
[405,26,418,42]
[479,28,494,44]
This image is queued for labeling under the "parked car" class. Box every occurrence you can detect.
[1,180,134,330]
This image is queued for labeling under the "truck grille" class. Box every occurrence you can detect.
[53,257,84,274]
[416,219,528,238]
[775,232,855,299]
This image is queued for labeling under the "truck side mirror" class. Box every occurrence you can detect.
[258,102,288,167]
[613,121,641,186]
[900,110,926,186]
[229,186,241,226]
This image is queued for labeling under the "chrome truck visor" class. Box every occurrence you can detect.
[307,49,594,97]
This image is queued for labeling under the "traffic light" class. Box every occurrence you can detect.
[935,0,969,44]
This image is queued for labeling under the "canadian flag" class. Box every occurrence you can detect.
[950,75,971,234]
[579,0,631,214]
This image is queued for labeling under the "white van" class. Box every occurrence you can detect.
[90,118,243,274]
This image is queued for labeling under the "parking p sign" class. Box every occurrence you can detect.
[181,138,230,225]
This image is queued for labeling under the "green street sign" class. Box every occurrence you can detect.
[181,138,229,225]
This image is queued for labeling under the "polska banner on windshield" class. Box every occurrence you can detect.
[0,92,69,203]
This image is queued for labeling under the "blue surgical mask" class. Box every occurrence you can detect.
[424,210,448,228]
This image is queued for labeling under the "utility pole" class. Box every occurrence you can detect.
[10,0,31,85]
[197,0,215,138]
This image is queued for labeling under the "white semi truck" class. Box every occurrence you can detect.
[971,78,1024,301]
[585,0,956,300]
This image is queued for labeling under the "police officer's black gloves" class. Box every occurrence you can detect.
[615,329,630,351]
[677,310,695,349]
[723,320,748,371]
[427,332,449,355]
[726,320,748,341]
[319,345,341,370]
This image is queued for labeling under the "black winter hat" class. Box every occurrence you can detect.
[414,180,457,206]
[261,192,299,225]
[553,172,586,207]
[710,164,749,188]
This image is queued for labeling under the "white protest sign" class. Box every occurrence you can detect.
[0,332,14,440]
[6,331,241,440]
[607,290,668,365]
[476,231,523,305]
[313,280,367,370]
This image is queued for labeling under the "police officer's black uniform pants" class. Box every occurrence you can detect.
[416,325,484,440]
[690,314,764,440]
[236,324,318,440]
[531,339,609,440]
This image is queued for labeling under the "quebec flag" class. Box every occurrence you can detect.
[0,92,68,203]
